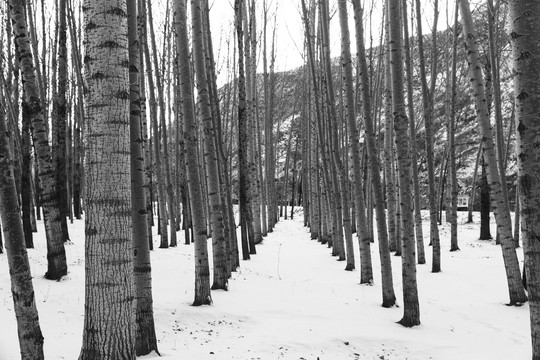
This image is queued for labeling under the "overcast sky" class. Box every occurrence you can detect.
[207,0,458,85]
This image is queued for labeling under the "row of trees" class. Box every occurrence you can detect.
[2,0,540,358]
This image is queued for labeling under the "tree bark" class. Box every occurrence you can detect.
[9,0,67,280]
[127,0,158,354]
[460,0,527,305]
[0,75,44,360]
[80,0,136,358]
[175,0,213,305]
[388,0,420,326]
[509,1,540,356]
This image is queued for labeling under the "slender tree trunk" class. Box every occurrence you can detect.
[190,0,228,290]
[235,0,255,260]
[459,0,527,305]
[175,0,212,306]
[52,0,71,243]
[0,76,44,360]
[142,0,169,248]
[127,0,158,354]
[340,0,374,282]
[388,0,420,326]
[449,0,459,252]
[402,0,425,263]
[415,0,441,273]
[80,0,136,358]
[10,0,67,280]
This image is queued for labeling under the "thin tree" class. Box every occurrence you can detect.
[353,0,394,296]
[175,0,213,305]
[127,0,158,354]
[0,71,44,359]
[402,0,425,263]
[415,0,441,272]
[388,0,420,327]
[339,0,373,282]
[190,0,229,290]
[459,0,527,305]
[10,0,67,280]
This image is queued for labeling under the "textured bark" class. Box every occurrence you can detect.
[0,79,44,360]
[21,100,34,248]
[415,0,441,272]
[479,159,493,240]
[510,1,540,356]
[127,0,158,355]
[191,0,228,290]
[142,0,169,248]
[52,0,71,243]
[10,0,67,280]
[402,0,425,263]
[339,0,373,282]
[388,0,420,327]
[354,1,395,299]
[235,0,254,260]
[136,0,153,249]
[319,0,349,264]
[80,0,136,358]
[449,1,459,252]
[460,0,526,305]
[175,0,212,305]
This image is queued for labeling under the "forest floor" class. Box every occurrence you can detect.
[0,210,531,359]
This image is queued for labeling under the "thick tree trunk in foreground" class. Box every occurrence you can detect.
[459,0,526,305]
[80,1,136,358]
[509,0,540,357]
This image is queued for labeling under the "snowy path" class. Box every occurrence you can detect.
[0,212,532,359]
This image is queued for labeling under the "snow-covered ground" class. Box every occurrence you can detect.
[0,211,531,359]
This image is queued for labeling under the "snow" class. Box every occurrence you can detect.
[0,210,531,359]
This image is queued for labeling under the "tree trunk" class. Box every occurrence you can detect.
[52,0,71,243]
[340,0,374,283]
[402,0,425,263]
[127,0,158,355]
[190,0,229,290]
[449,0,459,252]
[142,0,169,248]
[509,1,540,356]
[388,0,420,327]
[415,0,441,272]
[10,0,67,280]
[0,74,44,360]
[80,0,136,358]
[235,0,255,260]
[459,0,526,305]
[176,0,213,305]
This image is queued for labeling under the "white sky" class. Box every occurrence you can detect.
[207,0,458,85]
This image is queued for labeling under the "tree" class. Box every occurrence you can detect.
[0,67,44,359]
[191,0,229,290]
[388,0,420,327]
[79,0,136,358]
[508,0,540,357]
[10,0,67,281]
[127,0,158,354]
[459,0,527,306]
[414,0,441,272]
[175,0,213,305]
